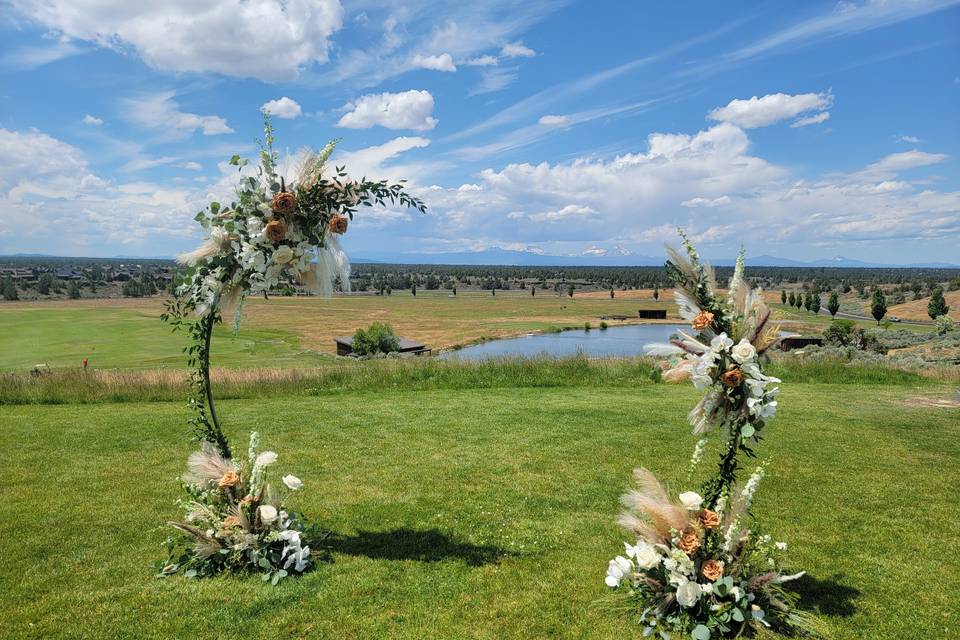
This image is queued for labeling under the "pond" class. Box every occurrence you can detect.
[440,323,686,360]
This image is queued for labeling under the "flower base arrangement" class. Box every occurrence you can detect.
[158,114,425,582]
[605,232,814,638]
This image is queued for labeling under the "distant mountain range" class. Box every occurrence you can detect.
[352,248,959,269]
[4,250,957,269]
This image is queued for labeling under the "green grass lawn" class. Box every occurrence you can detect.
[3,379,957,638]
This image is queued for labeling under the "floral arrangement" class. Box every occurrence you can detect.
[160,432,314,584]
[159,114,426,581]
[605,232,812,639]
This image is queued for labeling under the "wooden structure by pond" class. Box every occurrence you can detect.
[335,336,431,357]
[638,309,668,319]
[778,336,824,351]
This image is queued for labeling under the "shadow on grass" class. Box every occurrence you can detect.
[326,528,515,567]
[792,573,860,617]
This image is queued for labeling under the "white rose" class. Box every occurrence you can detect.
[258,504,278,525]
[255,451,278,467]
[605,555,633,588]
[273,245,294,264]
[625,541,660,570]
[679,491,703,510]
[282,474,303,490]
[676,580,701,607]
[731,339,757,364]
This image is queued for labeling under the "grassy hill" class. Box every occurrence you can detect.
[1,361,958,639]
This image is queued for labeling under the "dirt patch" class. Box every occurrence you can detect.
[897,394,960,409]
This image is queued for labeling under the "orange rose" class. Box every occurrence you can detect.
[698,509,720,529]
[271,191,296,216]
[328,215,348,235]
[217,470,241,489]
[721,367,743,388]
[701,559,724,581]
[691,310,714,331]
[264,219,286,243]
[677,527,701,555]
[222,515,240,528]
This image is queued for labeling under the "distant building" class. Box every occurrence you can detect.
[334,336,430,357]
[638,309,668,319]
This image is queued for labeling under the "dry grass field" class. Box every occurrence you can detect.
[0,291,677,371]
[888,289,960,321]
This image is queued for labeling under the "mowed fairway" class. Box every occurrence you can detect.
[0,292,669,371]
[2,380,958,639]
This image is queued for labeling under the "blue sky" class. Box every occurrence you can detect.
[0,0,958,263]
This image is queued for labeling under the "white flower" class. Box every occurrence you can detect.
[751,605,770,627]
[730,339,757,364]
[273,245,294,264]
[626,541,660,569]
[676,580,701,607]
[679,491,703,510]
[775,541,788,551]
[282,474,303,490]
[605,555,633,588]
[258,505,278,525]
[255,451,278,467]
[283,544,311,572]
[710,333,733,352]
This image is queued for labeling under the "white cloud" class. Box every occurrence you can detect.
[0,127,202,255]
[500,41,536,58]
[412,53,456,72]
[896,135,921,143]
[463,55,499,67]
[82,114,103,126]
[410,121,960,256]
[538,115,571,127]
[790,111,830,128]
[337,90,438,131]
[859,150,948,177]
[7,0,344,82]
[336,136,430,176]
[182,162,202,171]
[260,97,303,119]
[528,204,597,222]
[681,196,731,208]
[124,92,233,137]
[0,40,84,70]
[469,66,519,95]
[708,91,832,129]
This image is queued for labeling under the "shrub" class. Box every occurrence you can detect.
[600,321,609,330]
[351,322,401,356]
[584,322,591,331]
[935,314,955,336]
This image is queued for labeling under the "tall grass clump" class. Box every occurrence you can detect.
[0,355,662,405]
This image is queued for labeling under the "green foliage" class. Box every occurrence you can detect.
[871,288,887,325]
[827,290,840,317]
[935,314,954,336]
[788,290,796,306]
[38,272,55,295]
[599,320,608,330]
[780,289,786,304]
[1,277,17,301]
[351,322,401,356]
[928,288,949,319]
[567,284,575,298]
[583,322,591,331]
[822,319,884,353]
[67,281,81,299]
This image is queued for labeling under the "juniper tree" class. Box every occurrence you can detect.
[781,289,787,304]
[928,287,949,319]
[827,290,840,317]
[788,290,796,307]
[871,288,887,325]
